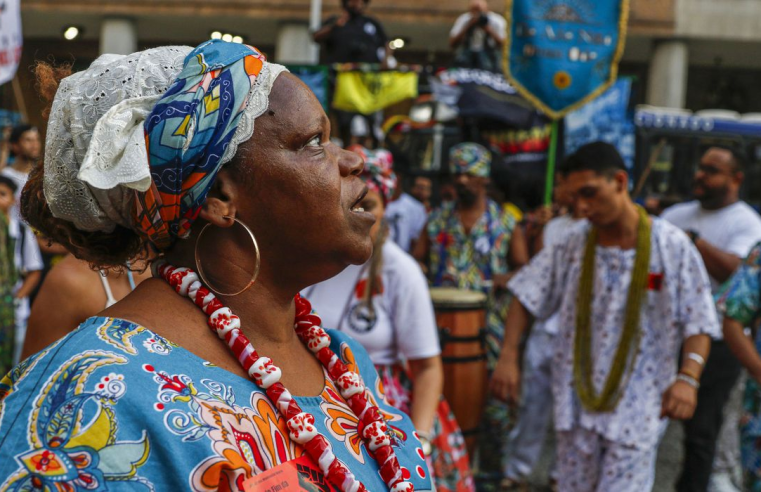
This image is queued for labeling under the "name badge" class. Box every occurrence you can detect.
[242,456,339,491]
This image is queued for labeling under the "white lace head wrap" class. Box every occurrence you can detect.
[43,42,288,236]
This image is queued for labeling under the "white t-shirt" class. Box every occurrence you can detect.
[9,213,43,364]
[1,165,41,323]
[301,240,441,365]
[385,193,428,253]
[450,11,506,52]
[1,167,28,200]
[534,215,586,335]
[1,167,29,224]
[661,200,761,291]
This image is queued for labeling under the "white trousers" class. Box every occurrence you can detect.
[556,426,665,492]
[503,328,555,481]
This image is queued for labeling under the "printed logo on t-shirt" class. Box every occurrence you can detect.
[347,301,378,333]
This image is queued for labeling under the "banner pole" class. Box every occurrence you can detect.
[544,119,559,206]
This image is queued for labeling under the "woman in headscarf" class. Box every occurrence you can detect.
[0,41,431,492]
[303,146,475,492]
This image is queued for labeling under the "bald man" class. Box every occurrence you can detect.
[662,146,761,492]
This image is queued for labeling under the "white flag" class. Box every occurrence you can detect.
[0,0,22,86]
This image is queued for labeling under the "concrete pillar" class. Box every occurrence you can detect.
[646,40,689,108]
[100,18,138,55]
[275,23,318,64]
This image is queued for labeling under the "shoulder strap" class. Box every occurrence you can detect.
[99,271,118,308]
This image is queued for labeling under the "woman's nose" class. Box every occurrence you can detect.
[339,147,364,177]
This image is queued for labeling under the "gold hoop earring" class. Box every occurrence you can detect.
[194,215,261,297]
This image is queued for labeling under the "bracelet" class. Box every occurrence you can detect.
[417,430,433,456]
[677,373,700,389]
[686,352,706,367]
[679,367,700,380]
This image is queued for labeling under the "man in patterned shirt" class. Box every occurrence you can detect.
[491,142,719,491]
[414,142,528,490]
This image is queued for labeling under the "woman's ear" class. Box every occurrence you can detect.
[199,169,238,227]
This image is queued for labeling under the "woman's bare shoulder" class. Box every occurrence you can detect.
[38,255,102,303]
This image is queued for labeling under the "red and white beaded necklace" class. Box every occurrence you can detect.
[154,262,415,492]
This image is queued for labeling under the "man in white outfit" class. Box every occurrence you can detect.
[492,142,719,492]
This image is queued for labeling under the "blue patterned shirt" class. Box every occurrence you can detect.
[0,317,433,491]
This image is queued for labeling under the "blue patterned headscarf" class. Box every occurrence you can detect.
[134,40,286,250]
[449,142,491,178]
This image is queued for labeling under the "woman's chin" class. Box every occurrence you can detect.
[343,237,374,266]
[355,240,375,265]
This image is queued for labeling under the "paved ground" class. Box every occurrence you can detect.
[514,422,683,491]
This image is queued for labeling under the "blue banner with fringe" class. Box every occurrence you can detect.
[503,0,629,119]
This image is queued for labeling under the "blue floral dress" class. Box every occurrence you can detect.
[716,242,761,491]
[0,317,434,491]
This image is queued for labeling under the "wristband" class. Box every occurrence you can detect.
[686,352,706,367]
[677,373,700,389]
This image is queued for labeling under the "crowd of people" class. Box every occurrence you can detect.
[0,2,760,492]
[312,0,506,148]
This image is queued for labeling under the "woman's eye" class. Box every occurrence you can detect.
[360,200,377,211]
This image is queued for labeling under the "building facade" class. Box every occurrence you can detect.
[7,0,761,130]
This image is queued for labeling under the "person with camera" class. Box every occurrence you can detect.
[313,0,389,66]
[313,0,390,146]
[449,0,507,73]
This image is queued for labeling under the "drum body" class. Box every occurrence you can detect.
[431,287,488,457]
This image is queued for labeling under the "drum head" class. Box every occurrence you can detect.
[430,287,487,310]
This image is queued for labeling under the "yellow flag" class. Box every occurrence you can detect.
[332,71,418,115]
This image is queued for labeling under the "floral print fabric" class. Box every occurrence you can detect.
[0,317,433,491]
[376,364,475,492]
[716,242,761,490]
[0,213,16,377]
[717,242,761,328]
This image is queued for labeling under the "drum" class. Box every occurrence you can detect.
[431,287,488,457]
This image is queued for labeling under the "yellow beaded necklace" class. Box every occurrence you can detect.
[573,205,651,412]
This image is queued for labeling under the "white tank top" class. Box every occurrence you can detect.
[99,270,136,308]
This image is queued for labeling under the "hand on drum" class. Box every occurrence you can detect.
[490,353,521,406]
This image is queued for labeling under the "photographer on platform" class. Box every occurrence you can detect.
[450,0,506,73]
